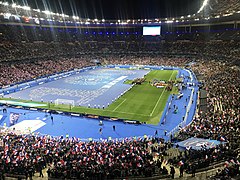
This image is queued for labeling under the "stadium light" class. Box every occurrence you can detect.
[43,10,52,15]
[22,6,31,10]
[223,13,233,17]
[33,9,40,12]
[2,2,9,6]
[197,0,209,13]
[12,3,17,7]
[166,20,173,23]
[72,16,79,20]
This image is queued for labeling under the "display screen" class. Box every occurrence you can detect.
[143,26,161,36]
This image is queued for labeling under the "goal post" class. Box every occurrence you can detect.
[54,99,75,109]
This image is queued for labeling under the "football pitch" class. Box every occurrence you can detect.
[1,69,178,125]
[70,70,177,124]
[108,70,178,123]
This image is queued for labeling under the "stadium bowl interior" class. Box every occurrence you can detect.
[0,0,239,179]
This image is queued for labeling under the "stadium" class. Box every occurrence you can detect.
[0,0,239,179]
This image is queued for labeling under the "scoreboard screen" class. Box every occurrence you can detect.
[143,26,161,36]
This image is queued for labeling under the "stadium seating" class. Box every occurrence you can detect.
[0,1,240,179]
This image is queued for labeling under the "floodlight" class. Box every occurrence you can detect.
[198,0,209,13]
[12,3,16,8]
[72,16,79,20]
[3,2,8,6]
[43,10,51,15]
[33,9,40,12]
[22,6,31,10]
[166,20,173,23]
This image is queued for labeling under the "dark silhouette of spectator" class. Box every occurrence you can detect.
[51,116,53,124]
[39,165,44,178]
[191,164,196,177]
[2,106,7,113]
[170,166,175,179]
[179,165,184,177]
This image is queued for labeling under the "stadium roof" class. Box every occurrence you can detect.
[3,0,200,19]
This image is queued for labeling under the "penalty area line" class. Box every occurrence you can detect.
[113,99,127,112]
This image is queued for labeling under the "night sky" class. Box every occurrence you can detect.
[6,0,201,19]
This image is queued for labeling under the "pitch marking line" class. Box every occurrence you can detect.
[150,71,175,117]
[80,107,149,117]
[114,110,150,117]
[113,99,127,112]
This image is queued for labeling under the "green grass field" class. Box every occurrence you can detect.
[0,70,178,125]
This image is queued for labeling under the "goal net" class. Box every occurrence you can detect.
[54,99,75,109]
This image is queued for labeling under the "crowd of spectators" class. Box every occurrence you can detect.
[172,59,240,178]
[0,25,240,63]
[0,57,93,88]
[168,142,239,176]
[0,133,171,179]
